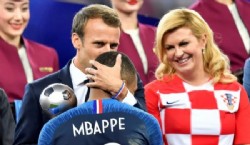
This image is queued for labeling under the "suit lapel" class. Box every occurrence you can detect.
[58,60,73,89]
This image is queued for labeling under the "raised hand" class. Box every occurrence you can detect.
[85,54,126,97]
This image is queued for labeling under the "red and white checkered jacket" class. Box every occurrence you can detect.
[145,75,250,145]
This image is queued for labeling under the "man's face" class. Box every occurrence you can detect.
[73,18,121,71]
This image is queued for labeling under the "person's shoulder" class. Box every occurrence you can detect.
[246,58,250,64]
[138,23,156,31]
[145,77,170,90]
[0,88,6,102]
[23,38,57,53]
[23,70,64,101]
[215,81,243,91]
[237,0,250,6]
[28,70,61,88]
[0,88,4,94]
[244,58,250,70]
[189,0,209,11]
[0,88,7,98]
[189,0,201,9]
[145,79,160,88]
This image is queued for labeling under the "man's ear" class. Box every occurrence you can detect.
[71,33,82,50]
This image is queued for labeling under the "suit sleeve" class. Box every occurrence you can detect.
[0,89,15,145]
[14,84,44,145]
[145,84,161,126]
[133,73,146,111]
[243,58,250,99]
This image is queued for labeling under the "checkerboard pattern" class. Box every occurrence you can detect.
[145,75,250,145]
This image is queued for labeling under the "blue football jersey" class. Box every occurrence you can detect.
[38,99,163,145]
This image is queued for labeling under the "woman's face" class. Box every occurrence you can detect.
[110,0,143,14]
[0,0,30,39]
[162,27,206,76]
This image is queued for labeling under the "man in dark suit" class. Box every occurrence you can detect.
[0,88,15,145]
[38,51,162,145]
[14,4,145,145]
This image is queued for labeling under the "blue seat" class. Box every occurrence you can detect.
[14,100,23,123]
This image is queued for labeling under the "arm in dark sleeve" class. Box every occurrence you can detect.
[243,58,250,100]
[0,88,15,145]
[14,84,47,145]
[133,73,146,111]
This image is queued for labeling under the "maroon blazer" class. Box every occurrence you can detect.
[0,37,59,102]
[190,0,250,72]
[118,23,159,85]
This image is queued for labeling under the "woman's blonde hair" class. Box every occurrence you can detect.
[154,8,237,83]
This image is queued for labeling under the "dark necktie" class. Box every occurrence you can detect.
[83,79,90,102]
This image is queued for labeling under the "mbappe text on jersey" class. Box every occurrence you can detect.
[72,117,125,137]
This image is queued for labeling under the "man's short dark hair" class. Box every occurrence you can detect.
[94,51,136,87]
[71,4,121,39]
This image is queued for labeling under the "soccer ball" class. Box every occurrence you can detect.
[40,83,77,118]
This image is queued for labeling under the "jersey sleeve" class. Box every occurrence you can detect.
[233,85,250,144]
[145,83,162,127]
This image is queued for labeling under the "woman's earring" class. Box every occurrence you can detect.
[202,48,205,54]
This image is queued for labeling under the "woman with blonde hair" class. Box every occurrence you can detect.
[145,8,250,145]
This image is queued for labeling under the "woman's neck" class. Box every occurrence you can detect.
[216,0,234,5]
[177,71,210,86]
[0,33,21,49]
[116,10,138,30]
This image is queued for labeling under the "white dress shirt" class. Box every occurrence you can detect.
[228,3,250,54]
[69,59,88,106]
[18,46,34,83]
[124,29,148,74]
[69,58,137,106]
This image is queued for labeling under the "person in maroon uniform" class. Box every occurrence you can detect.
[110,0,159,86]
[0,0,59,108]
[189,0,250,84]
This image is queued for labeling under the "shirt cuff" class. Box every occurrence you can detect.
[122,90,137,106]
